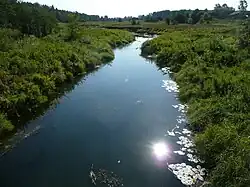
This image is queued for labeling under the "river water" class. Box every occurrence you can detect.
[0,37,195,187]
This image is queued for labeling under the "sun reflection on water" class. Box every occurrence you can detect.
[153,142,169,160]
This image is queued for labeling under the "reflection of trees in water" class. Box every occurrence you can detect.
[11,66,100,130]
[0,67,103,155]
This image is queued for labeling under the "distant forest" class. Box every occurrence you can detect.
[1,0,249,29]
[138,1,249,24]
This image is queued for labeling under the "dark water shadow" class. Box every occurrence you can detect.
[0,66,103,155]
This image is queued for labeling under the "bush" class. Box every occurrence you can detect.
[141,26,250,187]
[0,113,14,135]
[0,27,134,137]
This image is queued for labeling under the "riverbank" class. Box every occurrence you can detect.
[0,36,187,187]
[141,25,250,187]
[0,27,134,137]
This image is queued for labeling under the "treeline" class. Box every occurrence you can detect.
[138,0,248,24]
[0,0,102,37]
[141,18,250,187]
[0,0,57,37]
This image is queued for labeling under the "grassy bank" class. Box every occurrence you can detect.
[82,20,239,35]
[141,24,250,186]
[0,27,134,137]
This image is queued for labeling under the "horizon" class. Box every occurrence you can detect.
[25,0,241,17]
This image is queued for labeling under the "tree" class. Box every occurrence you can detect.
[174,13,187,24]
[215,3,221,8]
[202,12,212,23]
[131,18,137,25]
[67,13,79,40]
[0,0,57,36]
[239,0,248,12]
[165,18,170,25]
[157,16,163,21]
[222,3,228,8]
[191,9,203,24]
[238,0,248,18]
[144,15,158,22]
[187,17,193,24]
[212,3,235,19]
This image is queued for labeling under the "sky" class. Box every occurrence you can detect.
[26,0,242,17]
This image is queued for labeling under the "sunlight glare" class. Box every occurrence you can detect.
[153,142,169,158]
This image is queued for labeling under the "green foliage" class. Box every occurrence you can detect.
[141,25,250,187]
[200,12,212,24]
[165,18,170,25]
[191,9,204,24]
[67,14,80,40]
[0,27,134,136]
[0,113,14,134]
[196,124,250,187]
[0,0,57,37]
[212,3,235,19]
[174,13,187,24]
[239,19,250,49]
[141,1,250,22]
[131,19,137,25]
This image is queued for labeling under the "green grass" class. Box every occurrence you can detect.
[0,26,134,137]
[82,20,240,35]
[141,25,250,187]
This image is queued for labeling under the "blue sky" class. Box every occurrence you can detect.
[26,0,241,17]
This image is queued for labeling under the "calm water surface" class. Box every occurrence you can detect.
[0,37,186,187]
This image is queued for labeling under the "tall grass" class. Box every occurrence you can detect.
[141,26,250,187]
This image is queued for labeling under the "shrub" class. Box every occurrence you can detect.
[141,26,250,187]
[0,27,134,136]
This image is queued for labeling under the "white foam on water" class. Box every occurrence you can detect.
[161,67,171,74]
[167,131,176,137]
[165,121,206,186]
[175,131,182,135]
[162,76,206,186]
[173,150,186,156]
[172,104,188,113]
[177,118,186,124]
[187,149,194,153]
[168,163,206,186]
[162,80,179,93]
[181,147,187,152]
[136,100,143,104]
[187,154,200,164]
[182,129,192,135]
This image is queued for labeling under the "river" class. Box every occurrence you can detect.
[0,37,201,187]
